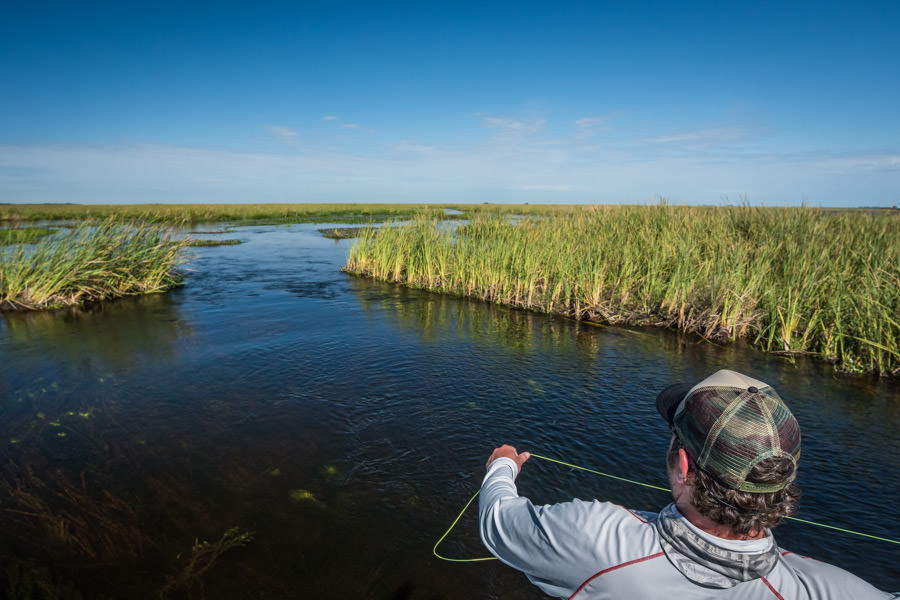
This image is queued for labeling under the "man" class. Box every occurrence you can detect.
[479,369,897,599]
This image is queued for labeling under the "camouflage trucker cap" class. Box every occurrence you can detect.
[656,370,801,493]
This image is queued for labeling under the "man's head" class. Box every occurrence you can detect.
[656,369,802,533]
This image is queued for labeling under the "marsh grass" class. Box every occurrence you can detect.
[318,227,368,239]
[0,227,56,245]
[184,239,242,247]
[0,203,453,224]
[0,218,188,311]
[346,206,900,375]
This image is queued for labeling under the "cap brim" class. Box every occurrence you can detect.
[656,382,694,427]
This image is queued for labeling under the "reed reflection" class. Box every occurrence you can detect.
[1,293,191,375]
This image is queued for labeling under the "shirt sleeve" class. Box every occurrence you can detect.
[478,457,640,598]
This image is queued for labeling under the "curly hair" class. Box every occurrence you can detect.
[667,436,801,536]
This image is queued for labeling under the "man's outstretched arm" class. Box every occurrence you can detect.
[478,445,604,598]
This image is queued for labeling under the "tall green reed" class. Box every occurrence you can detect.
[0,218,189,310]
[345,206,900,375]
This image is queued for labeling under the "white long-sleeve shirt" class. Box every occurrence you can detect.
[479,457,897,600]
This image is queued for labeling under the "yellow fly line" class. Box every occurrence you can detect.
[433,453,900,563]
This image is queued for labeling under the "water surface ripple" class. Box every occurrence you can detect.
[1,223,897,598]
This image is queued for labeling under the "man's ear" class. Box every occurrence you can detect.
[678,448,691,482]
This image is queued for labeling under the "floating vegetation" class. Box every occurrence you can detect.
[0,217,188,311]
[0,227,56,245]
[317,227,369,239]
[289,489,317,502]
[345,206,900,376]
[158,527,255,599]
[184,238,242,247]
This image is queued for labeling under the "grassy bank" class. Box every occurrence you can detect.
[345,205,900,375]
[0,218,188,310]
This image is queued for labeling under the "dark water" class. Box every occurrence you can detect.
[1,223,897,598]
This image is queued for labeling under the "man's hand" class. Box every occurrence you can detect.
[486,444,531,473]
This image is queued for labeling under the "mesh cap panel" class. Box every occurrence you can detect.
[671,372,801,493]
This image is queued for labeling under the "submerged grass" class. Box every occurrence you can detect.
[0,218,188,311]
[158,528,255,599]
[345,205,900,375]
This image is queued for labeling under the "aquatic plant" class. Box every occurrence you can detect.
[317,226,370,239]
[158,527,255,599]
[184,238,242,247]
[289,488,324,505]
[345,205,900,375]
[0,217,188,311]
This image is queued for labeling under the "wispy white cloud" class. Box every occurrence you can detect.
[393,140,440,155]
[265,125,299,141]
[640,126,750,146]
[482,116,545,133]
[574,116,613,139]
[341,123,377,133]
[575,117,609,129]
[813,153,900,174]
[1,114,896,206]
[324,118,375,133]
[575,117,611,139]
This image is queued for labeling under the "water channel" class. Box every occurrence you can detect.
[1,223,897,598]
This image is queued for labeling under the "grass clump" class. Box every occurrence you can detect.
[317,227,369,239]
[184,238,242,247]
[345,206,900,376]
[0,218,188,311]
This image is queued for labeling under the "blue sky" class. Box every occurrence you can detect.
[1,1,898,206]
